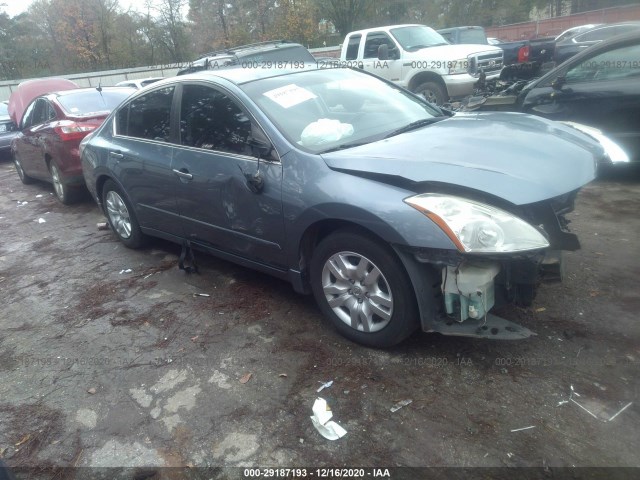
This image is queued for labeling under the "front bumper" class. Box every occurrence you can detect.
[392,191,578,340]
[445,72,501,98]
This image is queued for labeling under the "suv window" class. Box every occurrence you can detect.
[179,84,266,158]
[117,86,174,141]
[363,32,396,59]
[345,34,361,60]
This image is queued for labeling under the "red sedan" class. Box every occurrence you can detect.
[11,86,135,204]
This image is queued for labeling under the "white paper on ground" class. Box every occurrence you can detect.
[310,397,347,440]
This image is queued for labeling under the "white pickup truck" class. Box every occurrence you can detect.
[338,24,504,104]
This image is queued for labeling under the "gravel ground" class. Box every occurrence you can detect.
[0,155,638,479]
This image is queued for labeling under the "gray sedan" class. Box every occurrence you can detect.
[81,66,618,347]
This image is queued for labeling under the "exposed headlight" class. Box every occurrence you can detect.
[404,194,550,253]
[563,121,629,163]
[448,58,469,75]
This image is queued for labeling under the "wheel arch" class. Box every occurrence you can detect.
[297,219,443,334]
[44,152,53,171]
[408,72,448,95]
[95,174,113,209]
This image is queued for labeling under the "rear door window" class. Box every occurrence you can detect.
[345,34,361,60]
[116,86,175,141]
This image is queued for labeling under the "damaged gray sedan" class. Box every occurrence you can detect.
[80,66,621,347]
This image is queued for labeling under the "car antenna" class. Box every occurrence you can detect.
[96,81,105,106]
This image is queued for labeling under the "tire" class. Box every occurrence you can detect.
[102,179,147,249]
[413,81,447,106]
[50,162,82,205]
[310,229,419,347]
[13,152,34,185]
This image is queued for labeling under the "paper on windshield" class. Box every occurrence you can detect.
[263,84,316,109]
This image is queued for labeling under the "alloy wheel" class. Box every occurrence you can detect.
[321,251,393,333]
[105,190,132,239]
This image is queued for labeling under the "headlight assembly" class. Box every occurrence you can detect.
[405,194,550,253]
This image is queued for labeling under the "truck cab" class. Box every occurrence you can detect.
[340,24,503,104]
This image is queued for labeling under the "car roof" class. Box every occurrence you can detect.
[348,24,429,36]
[115,77,163,86]
[170,63,323,85]
[197,40,304,60]
[438,26,483,32]
[572,22,640,37]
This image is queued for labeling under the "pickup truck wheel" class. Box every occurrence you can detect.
[414,81,446,106]
[310,230,419,347]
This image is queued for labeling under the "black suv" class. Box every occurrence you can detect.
[177,40,316,75]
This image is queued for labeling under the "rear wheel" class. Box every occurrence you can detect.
[413,81,447,106]
[13,152,34,185]
[50,162,82,204]
[102,179,146,249]
[310,230,419,347]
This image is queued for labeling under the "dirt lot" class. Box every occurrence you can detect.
[0,154,639,478]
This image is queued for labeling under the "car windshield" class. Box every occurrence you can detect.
[390,25,449,49]
[0,102,8,116]
[240,68,443,154]
[57,89,133,116]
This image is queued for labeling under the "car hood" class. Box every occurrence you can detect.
[8,78,78,126]
[404,43,502,59]
[320,112,600,205]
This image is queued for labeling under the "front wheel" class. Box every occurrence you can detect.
[310,230,419,347]
[102,179,146,249]
[413,81,447,106]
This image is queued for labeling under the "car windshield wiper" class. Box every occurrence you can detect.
[384,117,444,138]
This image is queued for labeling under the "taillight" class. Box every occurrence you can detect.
[54,121,97,141]
[517,45,530,63]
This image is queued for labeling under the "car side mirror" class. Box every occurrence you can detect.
[378,44,389,61]
[551,76,566,91]
[248,137,272,158]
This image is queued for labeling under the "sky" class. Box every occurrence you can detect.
[2,0,147,18]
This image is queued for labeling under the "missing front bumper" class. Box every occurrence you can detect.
[428,313,536,339]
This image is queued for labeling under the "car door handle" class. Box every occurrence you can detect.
[172,168,193,181]
[109,151,124,159]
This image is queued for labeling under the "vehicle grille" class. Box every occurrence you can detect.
[468,51,504,77]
